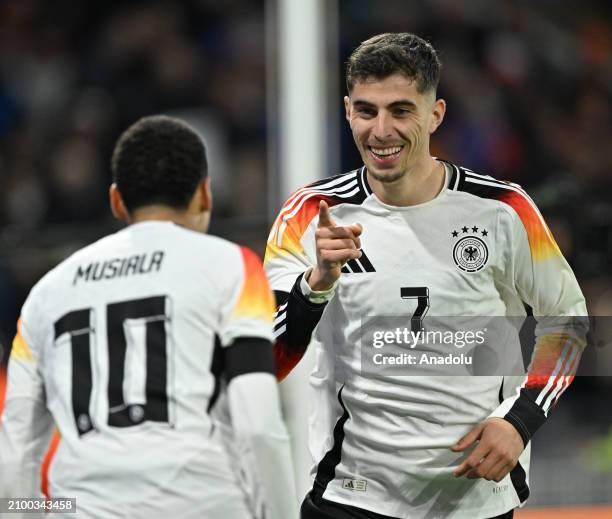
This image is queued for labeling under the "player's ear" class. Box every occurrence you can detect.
[109,183,130,222]
[190,177,212,234]
[344,95,352,122]
[428,97,446,134]
[199,177,212,213]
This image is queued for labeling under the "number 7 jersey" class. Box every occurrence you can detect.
[1,221,275,518]
[264,161,587,519]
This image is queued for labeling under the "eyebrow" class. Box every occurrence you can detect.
[352,99,417,110]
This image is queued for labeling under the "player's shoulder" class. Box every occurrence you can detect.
[445,160,537,217]
[126,223,252,278]
[189,231,257,275]
[150,223,260,276]
[21,232,118,311]
[274,166,370,235]
[30,232,120,290]
[164,223,242,255]
[119,220,247,262]
[281,166,370,214]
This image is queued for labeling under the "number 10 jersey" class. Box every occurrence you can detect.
[1,221,276,518]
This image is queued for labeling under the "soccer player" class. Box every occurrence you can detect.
[0,116,298,519]
[265,33,587,519]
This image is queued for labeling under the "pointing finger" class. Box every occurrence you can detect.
[318,200,335,228]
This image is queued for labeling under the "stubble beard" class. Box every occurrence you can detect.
[367,167,407,184]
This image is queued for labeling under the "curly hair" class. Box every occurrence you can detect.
[111,115,207,212]
[346,33,441,94]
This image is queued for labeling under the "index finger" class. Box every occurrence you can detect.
[318,200,335,228]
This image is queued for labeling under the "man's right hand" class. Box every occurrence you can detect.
[308,200,363,291]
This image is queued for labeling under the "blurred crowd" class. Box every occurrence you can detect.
[1,0,611,374]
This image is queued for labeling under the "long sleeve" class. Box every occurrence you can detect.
[489,188,588,445]
[0,317,54,498]
[264,186,334,381]
[272,274,329,381]
[219,248,299,519]
[227,372,298,519]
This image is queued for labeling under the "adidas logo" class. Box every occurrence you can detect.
[341,250,375,274]
[342,478,367,491]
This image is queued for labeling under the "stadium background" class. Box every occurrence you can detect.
[0,0,610,515]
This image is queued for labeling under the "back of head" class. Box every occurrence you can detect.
[346,33,441,95]
[111,115,208,213]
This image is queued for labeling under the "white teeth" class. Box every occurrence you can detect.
[371,146,402,156]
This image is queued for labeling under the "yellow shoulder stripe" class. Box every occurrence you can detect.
[11,319,34,362]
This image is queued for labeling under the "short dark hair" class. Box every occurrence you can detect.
[111,115,208,212]
[346,33,441,94]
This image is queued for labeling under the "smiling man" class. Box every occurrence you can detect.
[265,33,587,519]
[342,72,446,208]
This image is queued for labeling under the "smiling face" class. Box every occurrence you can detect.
[344,73,446,183]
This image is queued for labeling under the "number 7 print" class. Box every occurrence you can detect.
[400,287,430,333]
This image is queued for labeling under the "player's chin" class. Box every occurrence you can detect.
[367,166,406,184]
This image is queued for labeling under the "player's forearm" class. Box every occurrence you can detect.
[273,272,332,380]
[0,396,53,498]
[247,424,298,519]
[1,352,54,498]
[491,330,586,445]
[227,373,299,519]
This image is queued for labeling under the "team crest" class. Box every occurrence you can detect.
[451,225,489,272]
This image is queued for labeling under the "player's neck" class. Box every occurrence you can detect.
[368,157,445,207]
[129,206,194,229]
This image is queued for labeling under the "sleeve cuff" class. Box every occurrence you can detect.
[502,392,548,447]
[299,267,338,304]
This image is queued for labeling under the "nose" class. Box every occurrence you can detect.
[372,111,393,141]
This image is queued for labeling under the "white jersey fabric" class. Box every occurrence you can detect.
[264,161,587,519]
[1,221,281,519]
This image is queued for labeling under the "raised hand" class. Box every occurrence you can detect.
[308,200,363,291]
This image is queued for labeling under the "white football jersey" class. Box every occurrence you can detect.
[1,221,276,518]
[264,161,587,519]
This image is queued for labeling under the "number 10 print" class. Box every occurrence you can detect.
[54,296,171,436]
